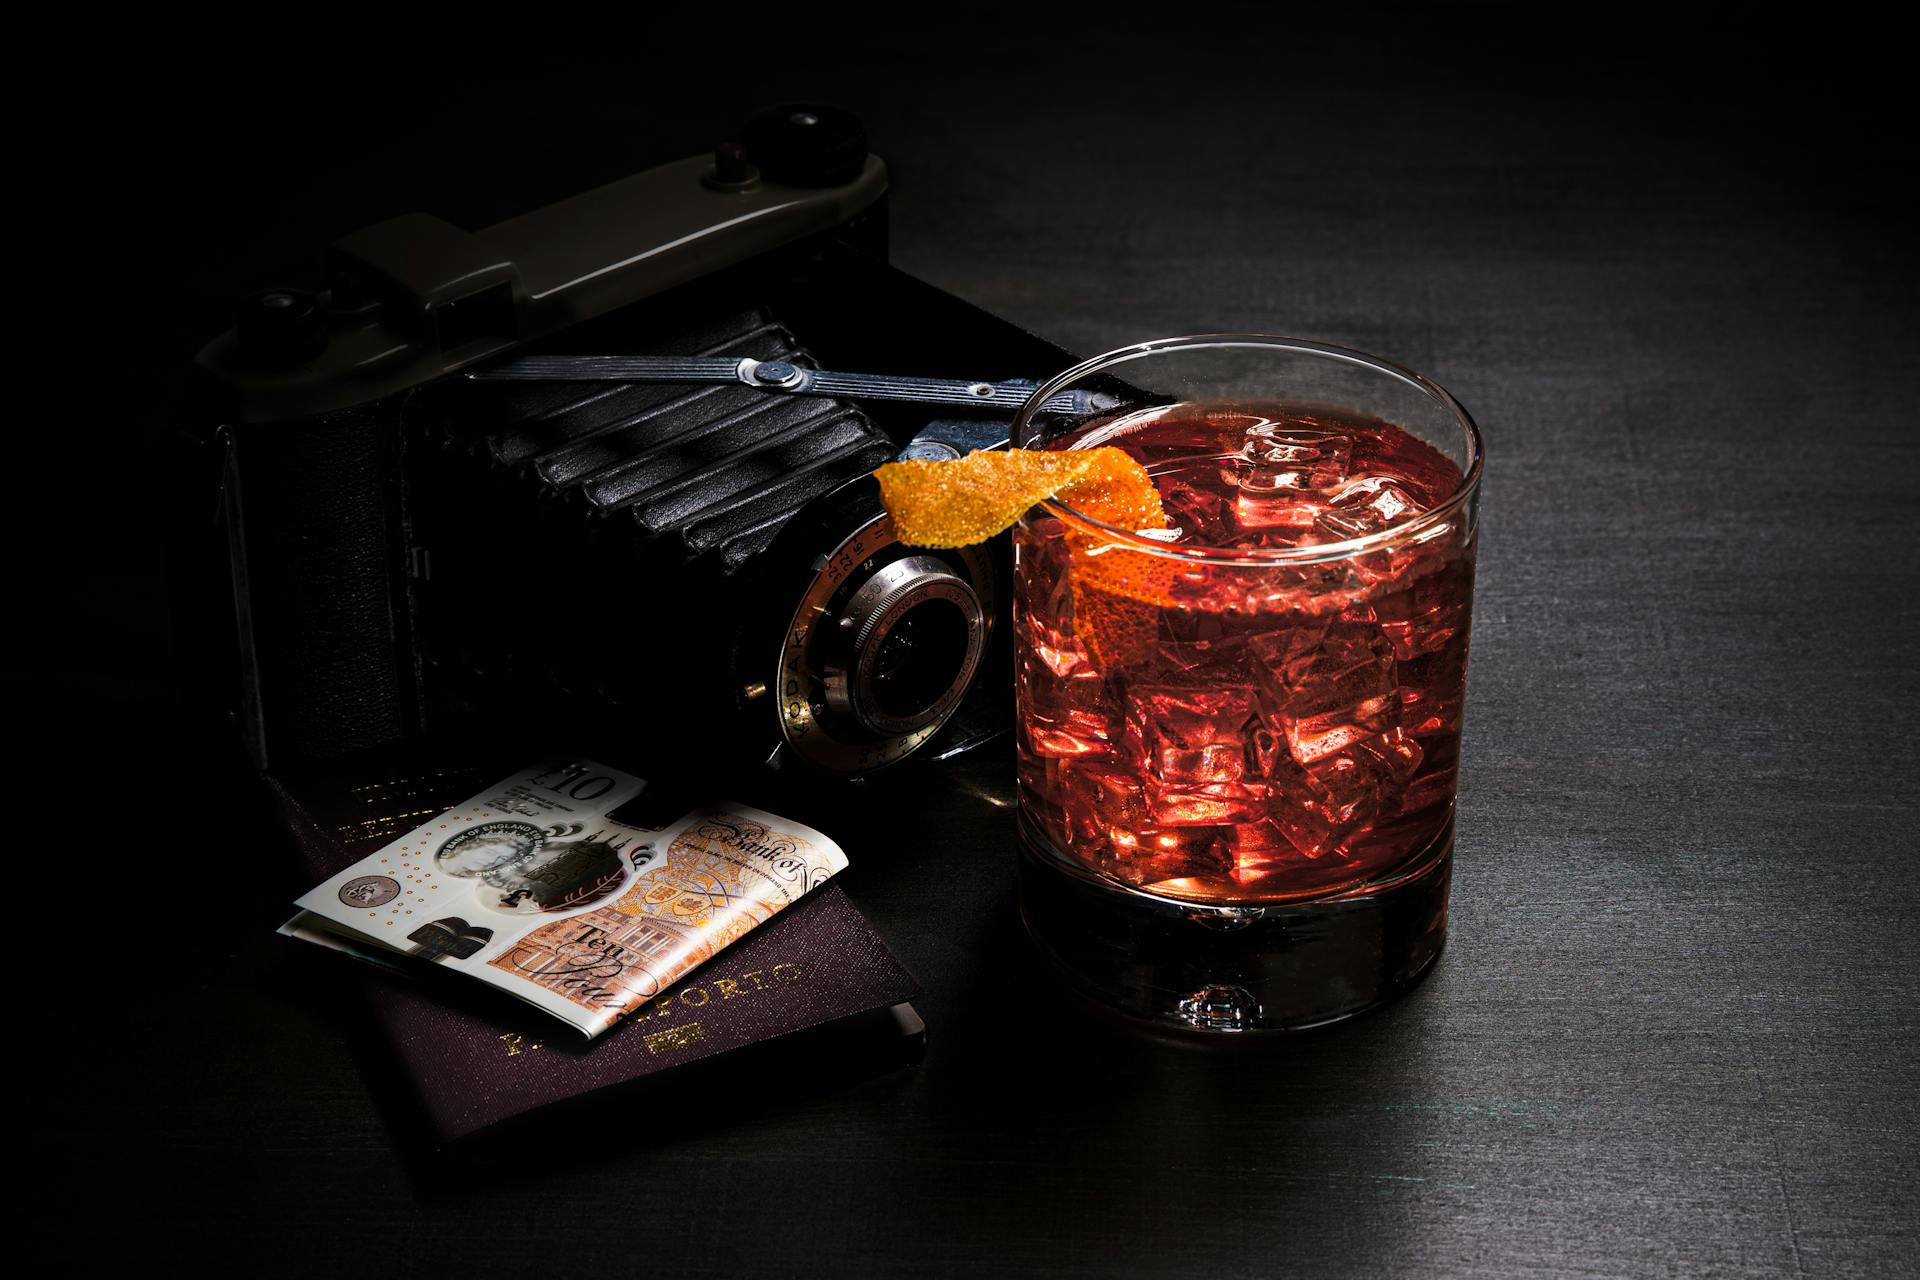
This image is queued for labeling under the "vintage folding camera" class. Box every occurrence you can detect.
[180,105,1072,782]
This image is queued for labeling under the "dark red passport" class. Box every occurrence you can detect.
[267,764,923,1143]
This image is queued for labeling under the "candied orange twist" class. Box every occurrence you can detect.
[872,446,1166,547]
[873,446,1183,671]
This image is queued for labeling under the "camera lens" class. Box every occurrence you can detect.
[869,597,970,722]
[776,501,1000,776]
[821,554,986,739]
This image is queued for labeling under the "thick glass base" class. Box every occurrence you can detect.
[1018,814,1452,1035]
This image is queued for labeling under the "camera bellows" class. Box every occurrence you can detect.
[424,307,895,573]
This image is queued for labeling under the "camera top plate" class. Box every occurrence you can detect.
[198,133,885,425]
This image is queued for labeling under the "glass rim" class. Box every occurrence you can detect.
[1013,333,1485,565]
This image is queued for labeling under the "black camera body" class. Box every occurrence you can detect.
[183,107,1072,781]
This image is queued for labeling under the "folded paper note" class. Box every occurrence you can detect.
[284,759,848,1038]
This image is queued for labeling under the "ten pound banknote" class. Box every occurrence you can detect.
[281,759,848,1038]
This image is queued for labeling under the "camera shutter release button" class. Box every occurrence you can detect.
[741,102,869,186]
[237,288,326,364]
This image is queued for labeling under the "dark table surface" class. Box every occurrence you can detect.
[46,7,1916,1277]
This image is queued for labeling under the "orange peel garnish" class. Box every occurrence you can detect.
[1067,530,1189,671]
[874,447,1181,670]
[873,446,1167,548]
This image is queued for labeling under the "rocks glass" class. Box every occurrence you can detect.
[1012,336,1483,1033]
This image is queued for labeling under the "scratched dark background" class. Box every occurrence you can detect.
[37,3,1917,1276]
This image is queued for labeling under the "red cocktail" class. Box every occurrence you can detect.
[1012,337,1482,1031]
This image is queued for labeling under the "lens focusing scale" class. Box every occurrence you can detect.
[827,556,985,736]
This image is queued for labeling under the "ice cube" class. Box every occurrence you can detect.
[1059,767,1236,886]
[1222,821,1397,895]
[1233,427,1353,532]
[1152,610,1255,684]
[1156,609,1221,647]
[1235,490,1331,533]
[1156,473,1230,539]
[1014,516,1072,603]
[1240,562,1361,617]
[1315,475,1422,541]
[1032,628,1097,680]
[1326,733,1423,809]
[1055,759,1145,848]
[1261,731,1424,857]
[1151,636,1248,683]
[1240,426,1352,489]
[1265,794,1350,859]
[1105,825,1231,887]
[1023,708,1120,759]
[1143,779,1268,826]
[1081,760,1147,824]
[1221,817,1292,860]
[1371,556,1471,659]
[1249,622,1400,765]
[1018,543,1097,676]
[1392,756,1456,824]
[1122,684,1257,777]
[1113,682,1263,826]
[1157,742,1246,784]
[1242,612,1426,855]
[1220,818,1332,884]
[1020,630,1121,759]
[1397,682,1463,738]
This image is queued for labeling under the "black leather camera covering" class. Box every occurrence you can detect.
[225,404,419,763]
[202,237,1076,778]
